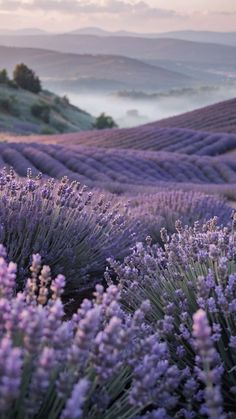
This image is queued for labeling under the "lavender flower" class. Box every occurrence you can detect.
[61,379,90,419]
[193,310,225,419]
[0,337,22,413]
[1,246,185,418]
[111,215,236,415]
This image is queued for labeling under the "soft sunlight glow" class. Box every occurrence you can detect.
[0,0,235,32]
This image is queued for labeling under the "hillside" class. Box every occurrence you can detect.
[0,84,94,135]
[0,46,191,91]
[154,31,236,47]
[7,98,236,156]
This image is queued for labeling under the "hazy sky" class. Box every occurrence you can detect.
[0,0,235,32]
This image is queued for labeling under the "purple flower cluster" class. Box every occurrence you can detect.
[109,215,236,416]
[0,247,186,418]
[0,168,135,300]
[127,190,232,243]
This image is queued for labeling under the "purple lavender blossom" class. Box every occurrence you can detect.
[193,310,225,419]
[110,215,236,416]
[61,379,90,419]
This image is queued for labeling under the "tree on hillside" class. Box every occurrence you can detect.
[93,113,118,130]
[0,69,9,84]
[13,63,41,93]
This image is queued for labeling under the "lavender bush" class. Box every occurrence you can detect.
[0,247,187,418]
[0,169,134,298]
[2,221,236,417]
[109,215,236,416]
[127,190,232,243]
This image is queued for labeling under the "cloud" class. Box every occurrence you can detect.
[0,0,179,18]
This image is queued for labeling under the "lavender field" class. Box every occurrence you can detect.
[1,70,236,418]
[0,0,236,419]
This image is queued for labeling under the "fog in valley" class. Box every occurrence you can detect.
[62,83,236,128]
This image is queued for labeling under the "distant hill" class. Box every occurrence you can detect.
[70,28,236,47]
[0,83,94,135]
[0,46,191,92]
[2,28,236,48]
[0,28,48,36]
[0,34,235,68]
[155,31,236,48]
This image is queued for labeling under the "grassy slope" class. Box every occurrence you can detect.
[0,84,94,135]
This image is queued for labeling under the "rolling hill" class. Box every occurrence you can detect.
[0,34,235,68]
[1,97,236,201]
[0,142,235,189]
[0,46,191,92]
[2,28,236,48]
[7,98,236,156]
[150,98,236,133]
[70,28,236,47]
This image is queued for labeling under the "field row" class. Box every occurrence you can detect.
[54,126,236,156]
[1,142,236,189]
[150,97,236,134]
[9,126,236,156]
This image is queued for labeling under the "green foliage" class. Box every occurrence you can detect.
[40,126,56,135]
[62,94,70,106]
[53,95,70,109]
[31,102,51,123]
[0,94,19,116]
[94,112,118,129]
[53,120,67,133]
[13,63,41,94]
[7,79,19,89]
[0,69,9,84]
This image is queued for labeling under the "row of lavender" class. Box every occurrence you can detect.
[148,97,236,134]
[44,126,236,156]
[1,143,236,189]
[1,170,236,417]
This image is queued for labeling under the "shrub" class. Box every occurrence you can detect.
[0,169,134,300]
[2,216,236,417]
[31,102,51,123]
[0,249,183,418]
[0,68,9,84]
[0,97,13,113]
[7,79,19,89]
[40,125,56,135]
[13,63,41,94]
[53,120,67,133]
[109,215,236,416]
[0,95,19,116]
[93,113,118,129]
[127,190,232,243]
